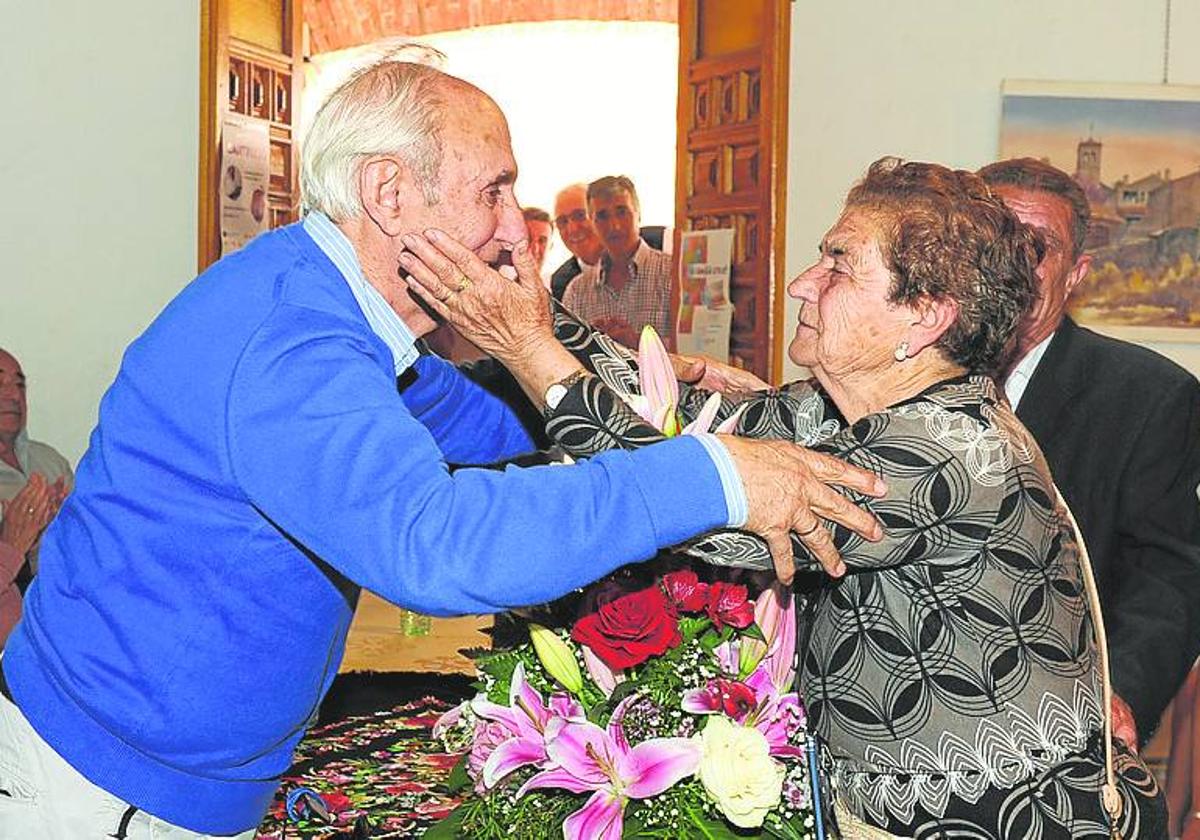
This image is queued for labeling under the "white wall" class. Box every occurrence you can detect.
[307,21,679,277]
[784,0,1200,382]
[0,2,199,465]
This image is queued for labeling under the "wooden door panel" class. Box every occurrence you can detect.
[675,0,789,381]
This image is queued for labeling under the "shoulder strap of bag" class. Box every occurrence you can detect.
[1054,485,1124,831]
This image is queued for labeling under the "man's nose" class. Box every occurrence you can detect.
[496,203,529,244]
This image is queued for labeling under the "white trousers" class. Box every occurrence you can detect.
[0,691,257,839]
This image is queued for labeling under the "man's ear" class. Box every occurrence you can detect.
[1064,252,1092,296]
[359,155,410,237]
[906,295,959,357]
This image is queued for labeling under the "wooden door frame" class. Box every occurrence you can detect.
[198,0,225,272]
[765,3,790,382]
[198,0,303,272]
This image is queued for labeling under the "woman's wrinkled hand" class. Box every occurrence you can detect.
[671,353,770,397]
[399,231,556,370]
[400,230,582,399]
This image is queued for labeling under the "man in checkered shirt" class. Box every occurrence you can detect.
[561,175,673,349]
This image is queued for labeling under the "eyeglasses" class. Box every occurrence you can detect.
[554,209,588,228]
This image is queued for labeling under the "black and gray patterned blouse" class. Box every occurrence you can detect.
[544,304,1166,839]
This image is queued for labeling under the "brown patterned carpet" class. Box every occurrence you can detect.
[255,671,472,839]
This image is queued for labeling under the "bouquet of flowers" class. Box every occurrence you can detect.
[426,328,818,840]
[428,571,817,839]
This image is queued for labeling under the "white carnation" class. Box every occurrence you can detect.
[694,715,785,828]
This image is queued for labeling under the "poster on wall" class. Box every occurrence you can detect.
[676,228,734,361]
[1000,79,1200,342]
[220,114,271,257]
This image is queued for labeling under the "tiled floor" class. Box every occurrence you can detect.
[339,592,490,675]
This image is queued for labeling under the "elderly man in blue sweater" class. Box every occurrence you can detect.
[0,60,884,838]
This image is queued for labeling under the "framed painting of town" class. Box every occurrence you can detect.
[1000,80,1200,342]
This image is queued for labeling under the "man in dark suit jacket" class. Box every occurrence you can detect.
[981,157,1200,748]
[549,182,665,301]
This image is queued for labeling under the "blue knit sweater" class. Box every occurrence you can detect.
[1,224,730,833]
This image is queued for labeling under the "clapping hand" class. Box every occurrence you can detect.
[2,474,56,556]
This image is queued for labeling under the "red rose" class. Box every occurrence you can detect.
[661,569,709,613]
[571,585,681,670]
[705,582,754,630]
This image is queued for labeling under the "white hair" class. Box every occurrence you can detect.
[300,59,450,221]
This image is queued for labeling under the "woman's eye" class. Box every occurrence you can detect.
[483,188,502,207]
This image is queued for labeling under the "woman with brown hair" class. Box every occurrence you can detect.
[405,157,1168,838]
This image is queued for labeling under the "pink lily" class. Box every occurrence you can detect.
[432,700,466,738]
[711,636,768,681]
[743,665,806,758]
[625,324,748,438]
[682,395,747,436]
[712,403,747,434]
[618,325,682,437]
[681,392,722,436]
[519,696,701,840]
[638,325,680,436]
[681,677,758,719]
[581,644,623,698]
[754,583,797,692]
[713,639,741,676]
[469,662,584,789]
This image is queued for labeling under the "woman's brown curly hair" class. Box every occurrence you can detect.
[844,157,1044,376]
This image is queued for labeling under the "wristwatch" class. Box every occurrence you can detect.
[543,369,587,416]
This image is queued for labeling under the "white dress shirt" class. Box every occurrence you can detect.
[1003,333,1054,410]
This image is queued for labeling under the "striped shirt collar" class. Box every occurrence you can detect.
[303,211,419,374]
[596,240,652,288]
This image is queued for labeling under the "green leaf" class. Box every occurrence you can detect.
[679,615,712,642]
[699,630,724,653]
[682,802,761,838]
[740,624,766,642]
[586,678,638,725]
[624,811,649,835]
[762,811,816,839]
[422,805,468,839]
[445,753,472,794]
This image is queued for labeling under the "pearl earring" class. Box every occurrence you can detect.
[894,341,909,362]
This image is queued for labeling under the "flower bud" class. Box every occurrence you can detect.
[529,623,583,694]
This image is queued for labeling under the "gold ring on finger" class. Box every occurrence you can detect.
[796,521,822,537]
[455,275,472,293]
